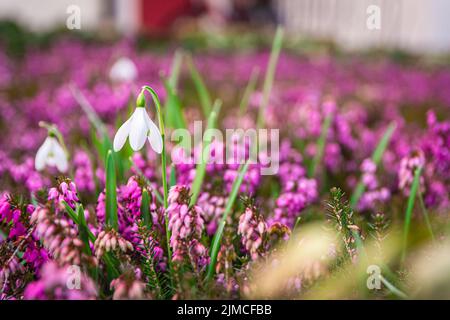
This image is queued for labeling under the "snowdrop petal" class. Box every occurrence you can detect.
[35,137,52,171]
[113,116,132,152]
[144,111,163,154]
[129,108,148,151]
[51,138,68,173]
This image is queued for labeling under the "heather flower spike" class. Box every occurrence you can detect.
[113,90,163,153]
[35,124,68,173]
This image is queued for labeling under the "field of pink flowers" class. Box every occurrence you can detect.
[1,27,449,300]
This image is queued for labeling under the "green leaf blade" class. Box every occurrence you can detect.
[308,113,333,177]
[189,100,222,207]
[206,160,251,281]
[106,150,118,230]
[141,189,152,227]
[401,166,422,262]
[187,55,212,117]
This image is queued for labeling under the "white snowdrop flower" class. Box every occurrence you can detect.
[35,135,68,172]
[113,99,163,153]
[109,57,138,83]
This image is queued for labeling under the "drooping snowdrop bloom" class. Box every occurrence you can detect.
[113,93,163,153]
[35,134,68,172]
[109,57,138,83]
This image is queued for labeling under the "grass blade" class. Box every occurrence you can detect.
[76,204,91,255]
[308,113,332,177]
[350,122,396,208]
[418,186,435,241]
[168,50,183,90]
[71,84,127,181]
[206,160,251,281]
[401,166,422,262]
[163,77,186,129]
[105,150,118,230]
[70,84,107,135]
[189,100,222,207]
[239,67,260,116]
[256,26,284,129]
[169,165,177,188]
[141,189,152,227]
[187,54,212,117]
[62,201,80,225]
[379,275,408,299]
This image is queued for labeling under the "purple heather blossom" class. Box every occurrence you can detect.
[269,177,318,228]
[197,192,226,235]
[73,150,95,193]
[48,180,80,210]
[167,185,209,269]
[110,269,147,300]
[238,205,267,260]
[31,207,94,266]
[357,158,391,211]
[398,150,425,196]
[24,262,97,300]
[94,229,133,258]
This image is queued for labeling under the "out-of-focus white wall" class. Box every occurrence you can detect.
[0,0,139,33]
[0,0,104,31]
[276,0,450,54]
[115,0,140,35]
[1,0,449,54]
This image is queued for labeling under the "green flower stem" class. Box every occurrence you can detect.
[139,86,171,259]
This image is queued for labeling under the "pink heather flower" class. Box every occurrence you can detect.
[94,229,133,258]
[73,150,95,193]
[398,149,425,196]
[238,205,267,260]
[48,179,79,210]
[131,152,156,181]
[424,111,450,180]
[95,191,106,224]
[355,158,391,211]
[361,158,378,190]
[269,177,317,228]
[110,269,147,300]
[31,207,94,266]
[8,158,46,192]
[0,256,25,294]
[1,197,48,271]
[197,191,226,236]
[24,262,97,300]
[95,167,106,187]
[188,239,210,271]
[119,176,143,221]
[167,185,208,269]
